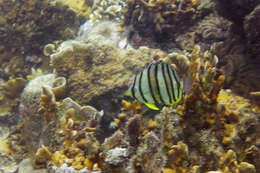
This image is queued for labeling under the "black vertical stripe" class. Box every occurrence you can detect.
[166,64,176,101]
[161,63,171,104]
[169,67,180,98]
[154,63,164,104]
[147,64,157,104]
[131,76,137,99]
[139,71,148,102]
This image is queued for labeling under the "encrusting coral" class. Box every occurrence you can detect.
[1,78,27,98]
[0,0,84,55]
[53,0,94,19]
[123,0,212,46]
[89,0,127,23]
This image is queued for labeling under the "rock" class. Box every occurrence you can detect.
[105,147,128,165]
[20,74,66,153]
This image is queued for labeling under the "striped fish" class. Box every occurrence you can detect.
[125,62,183,110]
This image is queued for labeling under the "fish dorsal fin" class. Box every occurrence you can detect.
[144,63,150,69]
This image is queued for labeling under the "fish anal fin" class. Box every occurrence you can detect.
[144,102,160,110]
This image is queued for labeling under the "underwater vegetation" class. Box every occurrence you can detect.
[0,0,259,173]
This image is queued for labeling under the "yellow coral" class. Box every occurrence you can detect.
[26,68,44,80]
[2,77,27,98]
[122,100,142,114]
[35,146,52,164]
[84,158,93,170]
[52,0,93,18]
[0,139,13,155]
[148,119,158,129]
[168,141,189,166]
[217,89,250,112]
[191,0,200,6]
[39,86,56,122]
[163,168,176,173]
[72,153,85,170]
[219,149,238,171]
[114,118,121,126]
[222,124,236,145]
[43,44,56,56]
[238,162,256,173]
[51,151,66,167]
[118,113,127,120]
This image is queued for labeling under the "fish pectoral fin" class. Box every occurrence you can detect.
[125,90,131,96]
[144,102,160,110]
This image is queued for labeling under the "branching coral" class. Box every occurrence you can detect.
[39,86,57,122]
[159,45,259,171]
[49,109,101,171]
[32,89,104,171]
[207,149,256,173]
[165,45,222,117]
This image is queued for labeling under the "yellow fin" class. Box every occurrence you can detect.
[144,102,160,110]
[125,90,131,96]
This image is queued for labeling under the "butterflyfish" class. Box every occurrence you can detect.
[125,61,183,110]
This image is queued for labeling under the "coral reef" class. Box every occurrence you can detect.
[35,94,103,172]
[19,74,67,153]
[53,0,93,19]
[196,13,233,43]
[0,0,81,55]
[243,4,260,58]
[175,11,260,100]
[1,78,27,98]
[236,4,260,101]
[0,0,88,118]
[49,20,167,116]
[0,1,260,173]
[216,0,260,26]
[89,0,127,23]
[211,1,260,99]
[123,0,212,46]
